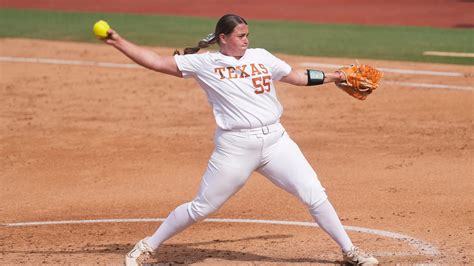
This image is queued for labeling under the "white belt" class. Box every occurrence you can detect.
[231,122,283,135]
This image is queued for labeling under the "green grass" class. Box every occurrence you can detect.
[1,8,473,65]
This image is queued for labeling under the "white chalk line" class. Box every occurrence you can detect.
[0,56,472,91]
[1,217,439,257]
[0,56,143,69]
[383,81,473,91]
[423,51,474,58]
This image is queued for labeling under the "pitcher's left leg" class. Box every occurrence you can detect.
[258,131,353,252]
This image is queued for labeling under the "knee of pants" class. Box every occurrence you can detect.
[298,185,328,211]
[187,198,217,222]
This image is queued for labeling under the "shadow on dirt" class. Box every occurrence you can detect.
[1,234,342,264]
[149,234,339,264]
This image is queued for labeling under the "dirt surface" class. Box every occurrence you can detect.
[1,0,473,28]
[0,38,473,264]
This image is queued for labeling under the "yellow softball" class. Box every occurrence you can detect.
[93,20,110,38]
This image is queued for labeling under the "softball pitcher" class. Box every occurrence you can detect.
[100,14,379,265]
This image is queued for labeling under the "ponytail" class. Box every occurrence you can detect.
[173,33,218,55]
[173,14,247,56]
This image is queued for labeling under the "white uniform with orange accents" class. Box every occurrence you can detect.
[176,48,288,130]
[173,48,328,221]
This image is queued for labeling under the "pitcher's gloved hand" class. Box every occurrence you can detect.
[335,64,383,100]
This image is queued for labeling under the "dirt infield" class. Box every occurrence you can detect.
[0,38,473,264]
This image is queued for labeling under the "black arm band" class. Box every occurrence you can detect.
[306,69,325,86]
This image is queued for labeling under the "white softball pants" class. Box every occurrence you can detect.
[189,123,327,220]
[147,123,353,252]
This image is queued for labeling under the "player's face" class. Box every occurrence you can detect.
[220,23,249,58]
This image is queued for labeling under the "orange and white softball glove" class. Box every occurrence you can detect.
[335,64,383,100]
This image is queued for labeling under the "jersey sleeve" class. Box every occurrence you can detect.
[174,53,205,79]
[259,49,292,81]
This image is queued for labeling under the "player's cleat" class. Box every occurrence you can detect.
[342,246,379,265]
[125,237,154,266]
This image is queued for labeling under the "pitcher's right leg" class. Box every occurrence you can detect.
[144,129,261,251]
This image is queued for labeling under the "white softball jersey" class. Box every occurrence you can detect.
[174,48,291,130]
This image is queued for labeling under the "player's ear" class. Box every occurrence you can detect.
[218,33,227,45]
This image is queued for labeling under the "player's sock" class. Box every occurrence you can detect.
[309,199,353,253]
[146,203,195,250]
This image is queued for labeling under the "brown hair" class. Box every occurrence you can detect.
[174,14,248,55]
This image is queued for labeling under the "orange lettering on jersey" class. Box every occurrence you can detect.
[252,75,272,94]
[226,67,239,79]
[214,67,226,79]
[259,64,269,74]
[236,65,250,78]
[250,63,262,76]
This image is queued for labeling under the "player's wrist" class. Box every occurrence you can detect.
[334,71,345,82]
[319,71,345,83]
